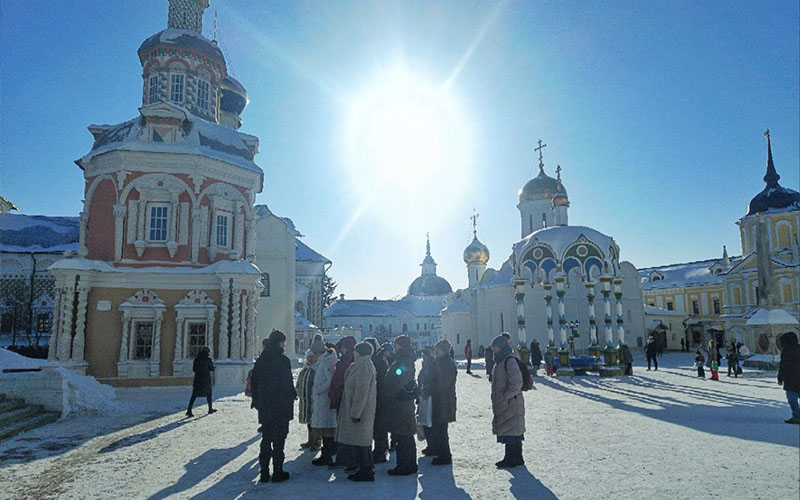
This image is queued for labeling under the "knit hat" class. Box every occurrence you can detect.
[354,341,374,357]
[337,335,357,352]
[492,335,509,349]
[364,337,380,353]
[394,335,412,349]
[434,338,451,353]
[310,334,326,354]
[381,342,394,354]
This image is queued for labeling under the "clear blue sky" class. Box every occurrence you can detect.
[2,1,798,299]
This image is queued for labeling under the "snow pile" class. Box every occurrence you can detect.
[0,347,46,370]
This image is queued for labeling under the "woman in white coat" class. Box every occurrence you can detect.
[311,339,339,466]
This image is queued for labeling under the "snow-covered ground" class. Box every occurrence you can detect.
[1,352,798,499]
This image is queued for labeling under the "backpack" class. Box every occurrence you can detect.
[505,357,533,391]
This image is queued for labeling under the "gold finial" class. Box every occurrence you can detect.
[534,139,547,174]
[764,129,770,138]
[470,210,479,237]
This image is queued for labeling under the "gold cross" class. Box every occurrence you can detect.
[534,139,547,172]
[470,210,479,237]
[556,164,562,181]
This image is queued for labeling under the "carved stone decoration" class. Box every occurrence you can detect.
[117,289,167,378]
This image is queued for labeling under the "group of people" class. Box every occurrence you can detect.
[240,329,530,483]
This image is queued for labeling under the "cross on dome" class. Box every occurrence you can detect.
[534,139,547,174]
[470,210,479,237]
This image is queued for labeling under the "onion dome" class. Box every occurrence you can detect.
[519,165,567,203]
[463,236,490,265]
[746,131,800,216]
[408,274,453,297]
[138,29,225,65]
[219,76,249,129]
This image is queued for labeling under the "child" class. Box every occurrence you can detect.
[710,359,720,381]
[544,349,555,376]
[694,350,705,378]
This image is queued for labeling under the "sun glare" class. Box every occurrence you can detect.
[343,67,473,224]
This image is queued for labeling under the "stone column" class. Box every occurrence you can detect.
[219,285,230,359]
[613,278,625,344]
[600,275,614,345]
[514,278,527,345]
[230,290,242,359]
[543,283,554,346]
[58,283,75,361]
[554,272,567,346]
[71,282,90,362]
[48,288,62,362]
[190,211,202,262]
[151,314,162,377]
[246,292,257,359]
[119,312,131,363]
[78,211,88,255]
[586,282,598,344]
[113,203,125,261]
[174,315,185,365]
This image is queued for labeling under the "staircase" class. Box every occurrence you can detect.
[0,393,60,441]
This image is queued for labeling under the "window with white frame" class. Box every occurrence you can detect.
[148,204,170,242]
[134,321,154,359]
[148,75,159,104]
[170,73,185,103]
[188,322,207,358]
[197,79,210,110]
[215,213,230,247]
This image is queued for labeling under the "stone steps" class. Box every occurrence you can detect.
[0,393,60,441]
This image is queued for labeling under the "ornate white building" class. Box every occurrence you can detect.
[442,143,646,362]
[47,0,263,386]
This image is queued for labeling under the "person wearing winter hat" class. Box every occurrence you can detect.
[363,337,380,353]
[778,331,800,424]
[297,349,319,450]
[186,346,215,417]
[384,336,419,475]
[252,330,296,483]
[310,334,326,355]
[311,342,339,467]
[329,335,359,469]
[336,341,378,481]
[426,338,457,465]
[490,334,525,468]
[372,340,393,463]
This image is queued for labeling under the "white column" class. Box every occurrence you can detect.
[151,313,163,376]
[555,273,567,346]
[230,289,242,359]
[543,283,554,346]
[613,278,625,344]
[174,315,185,365]
[71,282,90,362]
[246,292,257,359]
[233,204,244,258]
[119,312,131,363]
[514,279,527,345]
[586,282,598,344]
[113,203,125,261]
[600,275,614,345]
[58,283,75,360]
[48,288,62,361]
[219,285,230,359]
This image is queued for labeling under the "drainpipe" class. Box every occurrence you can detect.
[28,253,37,347]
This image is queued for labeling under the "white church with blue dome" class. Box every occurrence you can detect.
[442,142,646,368]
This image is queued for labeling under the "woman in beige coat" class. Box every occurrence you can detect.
[336,342,377,482]
[490,334,526,468]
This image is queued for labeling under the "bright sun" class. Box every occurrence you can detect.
[343,67,473,223]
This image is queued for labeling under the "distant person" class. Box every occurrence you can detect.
[680,338,685,352]
[337,341,378,481]
[426,339,457,465]
[490,335,525,468]
[465,339,473,374]
[645,335,659,371]
[694,350,705,378]
[297,349,319,450]
[620,343,633,376]
[777,332,800,425]
[544,348,555,376]
[186,346,216,417]
[478,344,485,358]
[310,338,339,467]
[530,339,543,376]
[252,330,296,483]
[726,346,739,379]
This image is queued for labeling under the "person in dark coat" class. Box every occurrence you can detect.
[329,335,357,468]
[485,345,495,381]
[426,338,457,465]
[778,331,800,424]
[465,339,473,374]
[371,342,392,463]
[418,346,436,456]
[726,345,739,378]
[383,335,418,475]
[530,339,543,376]
[252,329,297,483]
[694,350,705,378]
[186,347,216,417]
[619,343,633,375]
[645,335,658,371]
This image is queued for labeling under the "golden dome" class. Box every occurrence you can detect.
[463,236,490,265]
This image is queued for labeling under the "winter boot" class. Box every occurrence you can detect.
[272,467,290,482]
[185,410,194,417]
[208,408,217,414]
[785,417,800,425]
[259,470,270,483]
[313,438,335,466]
[495,444,517,468]
[347,469,375,482]
[431,455,452,466]
[514,444,525,466]
[300,428,314,449]
[309,438,322,451]
[388,464,418,476]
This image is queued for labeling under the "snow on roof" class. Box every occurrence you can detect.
[296,282,310,294]
[295,311,318,330]
[324,295,443,318]
[138,28,224,62]
[644,305,686,316]
[478,257,515,288]
[49,257,261,275]
[296,238,330,264]
[638,257,741,290]
[746,307,799,326]
[0,214,79,253]
[442,297,470,314]
[81,111,262,173]
[514,225,616,260]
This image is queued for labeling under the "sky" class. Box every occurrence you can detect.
[1,0,798,299]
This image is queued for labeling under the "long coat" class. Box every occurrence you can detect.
[251,344,296,439]
[329,351,354,410]
[296,364,316,425]
[311,348,338,430]
[383,346,417,436]
[428,353,457,425]
[372,349,391,432]
[335,355,377,447]
[778,333,800,393]
[192,353,215,397]
[491,351,526,437]
[530,343,543,366]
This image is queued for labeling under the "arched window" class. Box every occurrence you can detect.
[541,213,547,228]
[777,223,791,248]
[402,323,408,332]
[529,214,534,234]
[260,273,270,297]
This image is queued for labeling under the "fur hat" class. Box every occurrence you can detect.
[492,335,509,349]
[363,337,380,353]
[394,335,412,349]
[354,341,374,357]
[501,332,511,340]
[337,335,357,352]
[381,342,394,354]
[310,334,326,354]
[434,338,451,353]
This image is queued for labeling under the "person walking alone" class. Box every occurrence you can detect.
[530,339,543,377]
[336,342,378,482]
[620,342,633,376]
[695,350,706,378]
[252,330,296,483]
[645,335,659,371]
[465,339,473,374]
[726,345,739,378]
[186,346,216,417]
[490,335,525,468]
[778,332,800,425]
[426,339,457,465]
[384,335,418,475]
[485,344,495,381]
